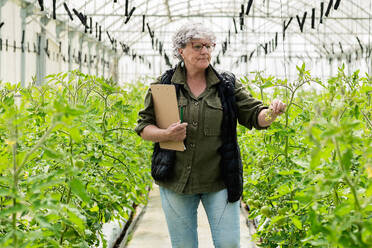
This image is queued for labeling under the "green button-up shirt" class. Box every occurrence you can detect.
[135,64,267,194]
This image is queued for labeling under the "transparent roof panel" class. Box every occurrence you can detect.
[25,0,372,80]
[40,1,371,49]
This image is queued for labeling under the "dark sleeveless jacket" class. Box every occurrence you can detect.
[151,66,242,203]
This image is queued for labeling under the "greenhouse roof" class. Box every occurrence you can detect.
[24,1,370,53]
[11,0,372,80]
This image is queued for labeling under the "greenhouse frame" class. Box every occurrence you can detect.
[0,0,371,248]
[0,0,371,84]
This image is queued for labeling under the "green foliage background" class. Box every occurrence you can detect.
[0,71,152,247]
[0,65,371,247]
[240,65,372,247]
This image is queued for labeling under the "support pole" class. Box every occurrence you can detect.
[95,43,100,76]
[369,45,372,75]
[109,49,118,82]
[0,0,7,80]
[36,16,49,85]
[68,30,75,72]
[87,41,92,75]
[102,48,105,78]
[78,33,83,72]
[56,23,65,73]
[20,2,32,87]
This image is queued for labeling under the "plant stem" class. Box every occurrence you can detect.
[105,127,135,134]
[333,185,340,206]
[16,122,57,176]
[260,87,264,102]
[68,133,73,167]
[284,91,293,164]
[334,139,361,211]
[60,188,72,245]
[284,112,289,164]
[360,110,372,129]
[11,107,19,247]
[83,87,93,105]
[60,131,75,244]
[102,97,108,133]
[60,226,68,245]
[12,142,18,248]
[101,150,135,180]
[59,185,66,202]
[283,81,306,165]
[343,176,361,211]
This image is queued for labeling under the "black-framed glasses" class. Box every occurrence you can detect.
[191,42,216,52]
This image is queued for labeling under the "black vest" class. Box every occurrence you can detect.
[151,65,243,203]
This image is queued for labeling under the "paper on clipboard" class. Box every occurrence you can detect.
[150,84,185,151]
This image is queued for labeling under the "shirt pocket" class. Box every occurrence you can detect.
[204,97,223,136]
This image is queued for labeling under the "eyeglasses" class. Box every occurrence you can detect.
[190,42,216,52]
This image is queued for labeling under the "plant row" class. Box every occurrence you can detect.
[240,65,371,247]
[0,71,153,247]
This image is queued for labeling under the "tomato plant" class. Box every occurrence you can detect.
[240,64,371,247]
[0,71,153,247]
[0,66,370,247]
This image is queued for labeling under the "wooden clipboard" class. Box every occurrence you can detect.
[150,84,185,151]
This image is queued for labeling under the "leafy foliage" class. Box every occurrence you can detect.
[1,65,370,247]
[0,71,152,247]
[240,64,371,247]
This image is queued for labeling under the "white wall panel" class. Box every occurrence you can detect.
[0,0,116,85]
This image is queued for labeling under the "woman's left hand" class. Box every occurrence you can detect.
[269,99,286,117]
[258,99,287,127]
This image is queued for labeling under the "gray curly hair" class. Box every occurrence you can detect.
[172,23,216,61]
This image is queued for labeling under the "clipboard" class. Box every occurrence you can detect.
[150,84,185,151]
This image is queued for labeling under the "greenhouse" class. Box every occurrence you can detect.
[0,0,371,247]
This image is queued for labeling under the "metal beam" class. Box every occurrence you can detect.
[163,0,172,22]
[68,30,75,72]
[79,32,83,71]
[0,0,7,80]
[36,16,49,85]
[53,1,372,39]
[95,41,100,75]
[102,48,105,77]
[56,13,372,20]
[50,0,371,62]
[20,1,33,87]
[87,41,93,74]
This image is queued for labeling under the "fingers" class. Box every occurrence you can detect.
[179,122,188,128]
[270,99,287,115]
[167,122,188,141]
[172,122,188,131]
[170,121,188,127]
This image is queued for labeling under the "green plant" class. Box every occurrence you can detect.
[240,64,371,247]
[0,71,153,247]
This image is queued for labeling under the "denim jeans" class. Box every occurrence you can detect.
[159,186,240,248]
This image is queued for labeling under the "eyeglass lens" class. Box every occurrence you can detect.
[192,42,215,51]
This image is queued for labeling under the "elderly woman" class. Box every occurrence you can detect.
[135,23,286,248]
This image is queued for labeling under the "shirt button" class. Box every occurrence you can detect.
[192,121,198,126]
[194,102,199,106]
[190,143,195,148]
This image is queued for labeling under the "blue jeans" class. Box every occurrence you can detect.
[159,186,240,248]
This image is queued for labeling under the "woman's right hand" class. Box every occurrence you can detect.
[140,122,188,143]
[165,121,188,142]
